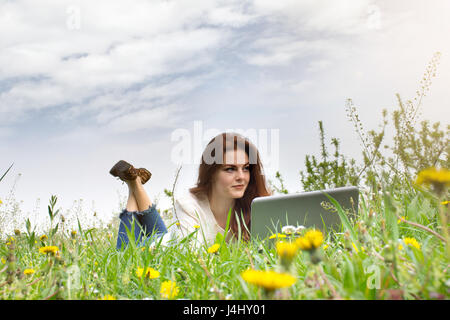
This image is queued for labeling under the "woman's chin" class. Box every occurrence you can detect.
[230,189,246,198]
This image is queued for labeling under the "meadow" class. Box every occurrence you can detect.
[0,53,448,300]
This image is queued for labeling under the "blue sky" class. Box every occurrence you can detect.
[1,0,449,231]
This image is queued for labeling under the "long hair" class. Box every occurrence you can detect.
[189,132,272,241]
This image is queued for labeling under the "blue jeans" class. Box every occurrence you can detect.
[116,203,168,250]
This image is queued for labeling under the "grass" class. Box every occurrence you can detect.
[0,183,449,300]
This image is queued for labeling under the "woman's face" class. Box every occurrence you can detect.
[212,149,250,200]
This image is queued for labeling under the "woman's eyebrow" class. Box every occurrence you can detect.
[225,162,250,167]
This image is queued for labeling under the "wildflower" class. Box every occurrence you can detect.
[160,280,180,299]
[268,233,287,240]
[281,225,296,235]
[397,216,406,224]
[39,235,48,241]
[207,243,220,254]
[323,244,329,250]
[14,229,21,236]
[38,246,59,255]
[175,222,180,227]
[193,225,200,229]
[241,269,296,291]
[0,199,2,205]
[136,267,160,279]
[276,241,298,260]
[398,237,421,251]
[295,225,305,234]
[99,295,116,300]
[352,242,359,253]
[441,200,449,205]
[415,167,450,194]
[295,229,324,251]
[23,268,35,275]
[1,257,6,264]
[71,230,77,238]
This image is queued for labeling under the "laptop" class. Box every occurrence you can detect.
[250,186,359,240]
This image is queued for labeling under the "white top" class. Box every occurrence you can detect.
[158,191,233,248]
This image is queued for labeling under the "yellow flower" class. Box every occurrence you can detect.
[99,294,116,300]
[23,268,35,275]
[1,258,6,264]
[323,244,329,250]
[193,225,200,229]
[207,243,220,254]
[175,222,180,227]
[276,241,298,260]
[241,269,296,291]
[398,237,421,250]
[39,235,48,241]
[0,199,2,205]
[397,216,406,224]
[415,167,450,193]
[268,233,286,240]
[160,280,180,299]
[136,267,160,279]
[295,229,323,251]
[38,246,59,255]
[71,230,77,238]
[441,200,449,205]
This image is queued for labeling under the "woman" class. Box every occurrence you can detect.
[112,132,272,250]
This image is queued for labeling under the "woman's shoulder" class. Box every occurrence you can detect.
[175,191,207,214]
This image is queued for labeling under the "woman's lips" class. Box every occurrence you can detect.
[232,185,244,189]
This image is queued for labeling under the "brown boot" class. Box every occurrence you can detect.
[109,160,138,182]
[136,168,152,185]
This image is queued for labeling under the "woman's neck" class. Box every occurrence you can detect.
[208,191,235,228]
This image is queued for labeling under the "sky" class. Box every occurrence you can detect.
[1,0,449,232]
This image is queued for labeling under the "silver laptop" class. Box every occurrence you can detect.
[250,186,359,240]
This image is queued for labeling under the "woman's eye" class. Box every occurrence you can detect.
[244,166,250,171]
[225,167,234,172]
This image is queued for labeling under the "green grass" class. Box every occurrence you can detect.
[0,187,448,300]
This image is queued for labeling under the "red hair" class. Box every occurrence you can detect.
[189,132,272,241]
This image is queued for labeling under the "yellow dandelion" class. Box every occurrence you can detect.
[323,244,329,250]
[160,280,180,299]
[241,269,296,291]
[193,225,200,229]
[23,268,35,275]
[38,246,59,255]
[397,216,406,224]
[39,235,48,241]
[207,243,220,254]
[136,267,160,279]
[441,200,449,205]
[398,237,421,251]
[415,167,450,193]
[295,229,323,251]
[99,294,116,300]
[276,241,298,259]
[71,230,77,238]
[268,233,287,240]
[1,257,6,264]
[175,222,180,227]
[0,199,2,205]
